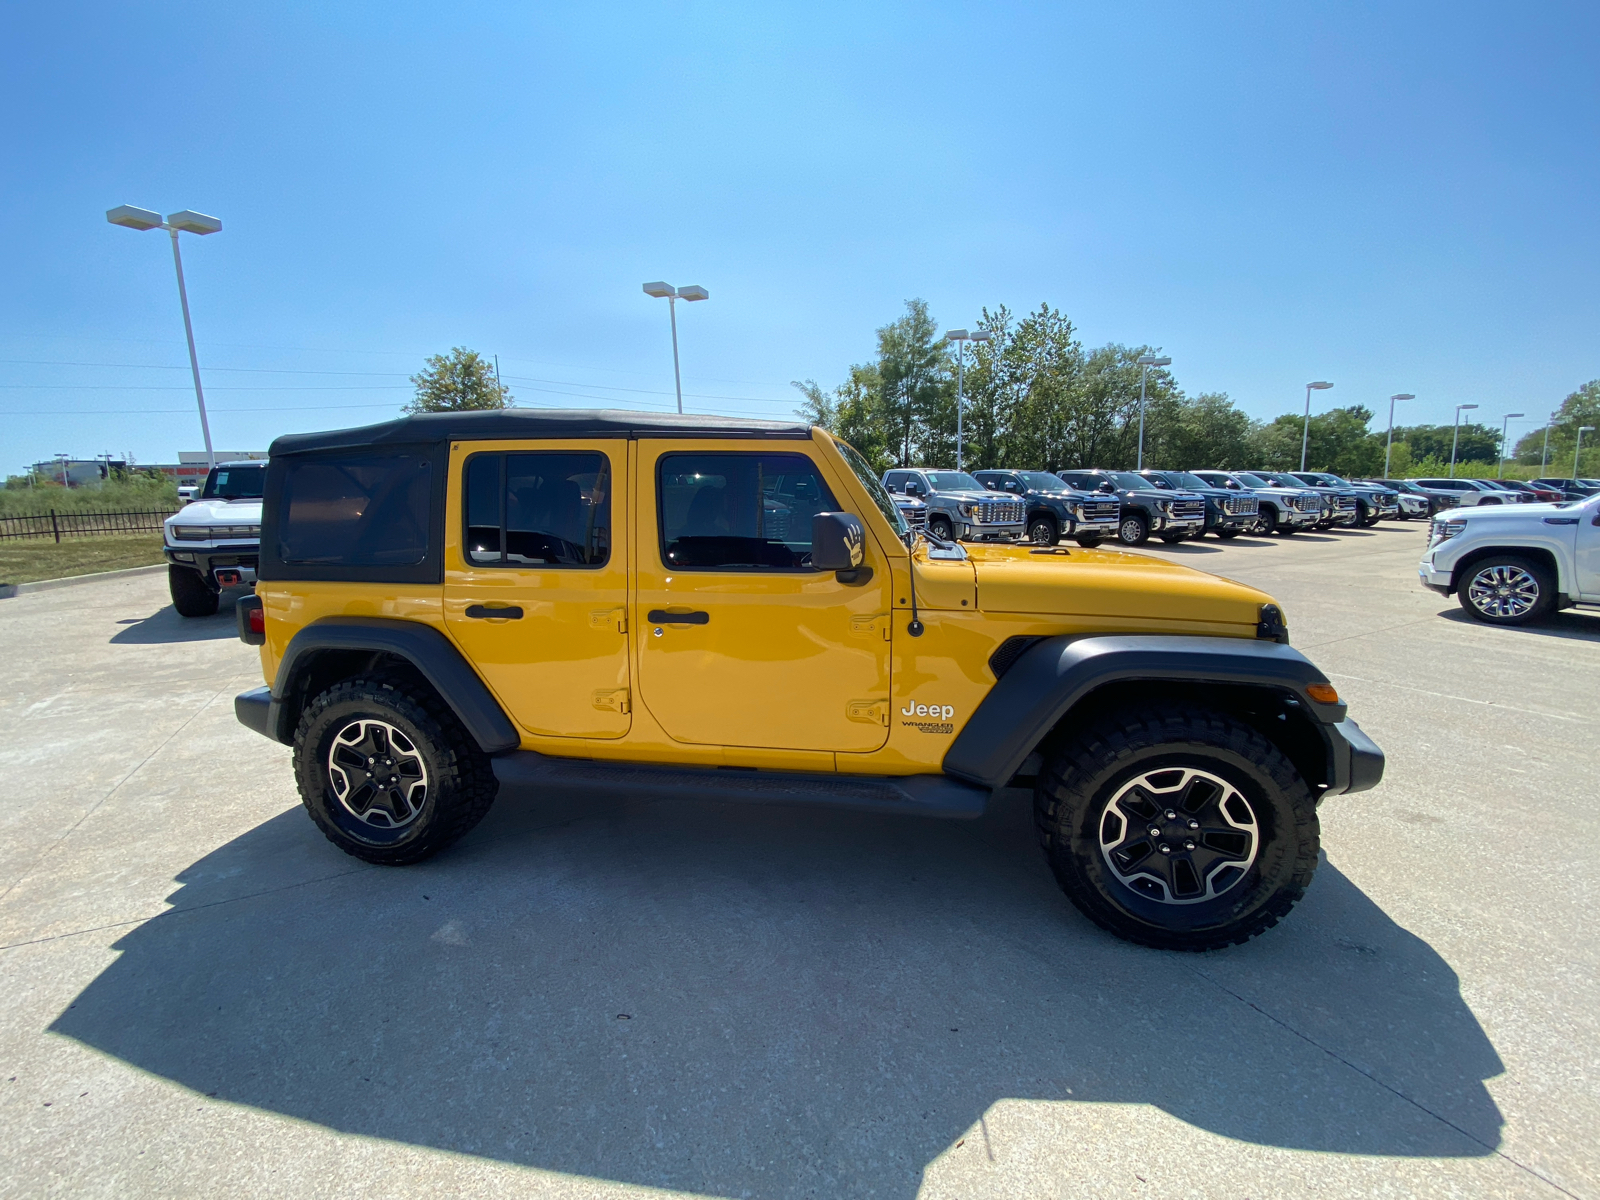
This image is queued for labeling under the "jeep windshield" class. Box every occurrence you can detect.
[202,464,266,500]
[832,437,910,538]
[1019,472,1073,493]
[923,472,985,492]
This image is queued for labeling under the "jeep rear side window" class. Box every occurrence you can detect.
[278,454,431,566]
[463,452,610,568]
[658,452,838,570]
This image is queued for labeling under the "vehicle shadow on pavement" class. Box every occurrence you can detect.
[1435,606,1600,641]
[110,601,239,644]
[52,787,1504,1198]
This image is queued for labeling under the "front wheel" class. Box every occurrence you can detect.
[168,564,219,617]
[293,676,499,865]
[1034,704,1319,950]
[927,514,955,542]
[1075,535,1104,548]
[1027,516,1059,546]
[1159,532,1187,544]
[1215,529,1241,540]
[1457,555,1556,626]
[1117,513,1149,545]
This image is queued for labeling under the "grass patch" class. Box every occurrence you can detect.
[0,535,167,585]
[0,478,181,517]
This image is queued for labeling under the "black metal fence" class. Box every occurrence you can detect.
[0,509,177,543]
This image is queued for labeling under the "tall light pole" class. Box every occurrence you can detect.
[1496,412,1524,478]
[1299,381,1334,471]
[945,328,992,470]
[1541,419,1555,472]
[1135,354,1172,470]
[1577,427,1596,479]
[1449,403,1479,477]
[106,206,222,469]
[1384,393,1414,478]
[642,282,709,414]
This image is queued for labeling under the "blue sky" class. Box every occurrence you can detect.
[3,2,1596,471]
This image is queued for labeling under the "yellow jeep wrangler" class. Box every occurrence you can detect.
[234,410,1383,950]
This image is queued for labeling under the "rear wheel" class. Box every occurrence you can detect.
[1117,513,1149,545]
[1027,515,1059,546]
[168,564,219,617]
[1457,555,1556,626]
[1034,704,1319,950]
[293,676,498,865]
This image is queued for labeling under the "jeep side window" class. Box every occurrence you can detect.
[658,452,839,570]
[464,451,610,568]
[278,453,432,566]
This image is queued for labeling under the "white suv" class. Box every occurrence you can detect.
[161,461,265,617]
[1419,492,1600,624]
[1411,478,1513,507]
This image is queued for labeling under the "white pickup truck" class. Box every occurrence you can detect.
[161,461,265,617]
[1419,491,1600,625]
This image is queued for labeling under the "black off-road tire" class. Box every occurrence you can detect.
[1117,513,1150,545]
[293,675,498,865]
[1456,554,1557,626]
[1075,535,1105,548]
[1034,704,1320,951]
[1028,516,1059,546]
[168,564,219,618]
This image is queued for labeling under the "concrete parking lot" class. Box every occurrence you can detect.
[2,522,1596,1199]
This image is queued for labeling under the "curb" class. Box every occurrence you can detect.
[0,562,168,599]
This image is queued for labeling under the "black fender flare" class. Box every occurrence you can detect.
[263,616,520,753]
[942,635,1382,796]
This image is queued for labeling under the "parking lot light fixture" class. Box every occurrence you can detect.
[1298,382,1334,471]
[1135,354,1172,470]
[1449,403,1479,478]
[946,328,993,470]
[1385,394,1414,478]
[106,204,222,468]
[642,282,709,414]
[1497,413,1525,477]
[1578,427,1597,479]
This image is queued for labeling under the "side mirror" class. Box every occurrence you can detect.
[812,511,865,571]
[1098,481,1115,493]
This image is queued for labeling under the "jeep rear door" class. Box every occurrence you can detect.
[444,440,632,740]
[633,440,893,753]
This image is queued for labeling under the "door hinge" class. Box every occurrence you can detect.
[849,613,890,641]
[590,608,627,634]
[592,688,630,714]
[846,699,890,726]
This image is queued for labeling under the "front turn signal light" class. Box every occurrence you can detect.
[1306,683,1339,704]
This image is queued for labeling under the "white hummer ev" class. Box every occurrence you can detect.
[161,461,265,617]
[1419,490,1600,625]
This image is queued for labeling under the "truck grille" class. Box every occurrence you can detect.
[1080,500,1119,521]
[1169,499,1205,520]
[897,505,926,529]
[972,500,1024,525]
[1222,496,1258,515]
[1332,496,1358,514]
[1290,495,1322,512]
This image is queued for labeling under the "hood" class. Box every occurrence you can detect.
[1445,499,1586,522]
[937,489,1016,503]
[165,498,263,525]
[961,543,1271,632]
[1126,487,1205,502]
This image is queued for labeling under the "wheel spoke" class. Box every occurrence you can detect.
[326,718,429,832]
[1100,767,1258,904]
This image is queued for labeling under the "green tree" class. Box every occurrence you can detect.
[1390,422,1498,467]
[1159,392,1255,469]
[1248,405,1381,475]
[793,366,894,473]
[1512,380,1600,471]
[875,300,953,467]
[405,347,512,414]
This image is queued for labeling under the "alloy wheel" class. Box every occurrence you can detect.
[1098,767,1258,904]
[327,719,429,829]
[1466,564,1540,619]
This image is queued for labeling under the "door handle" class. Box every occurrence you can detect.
[647,609,709,625]
[465,604,524,619]
[1543,517,1579,526]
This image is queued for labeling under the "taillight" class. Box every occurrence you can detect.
[248,606,265,635]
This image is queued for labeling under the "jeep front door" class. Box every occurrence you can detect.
[633,443,893,753]
[444,441,631,739]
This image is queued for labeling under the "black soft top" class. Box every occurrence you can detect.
[268,408,814,456]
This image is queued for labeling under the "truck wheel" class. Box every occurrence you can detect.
[1034,704,1319,951]
[1074,536,1104,548]
[1457,555,1556,626]
[928,515,956,542]
[1159,532,1187,544]
[1215,529,1241,540]
[168,564,219,617]
[1117,513,1149,545]
[1027,516,1059,546]
[1247,509,1275,535]
[292,676,498,865]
